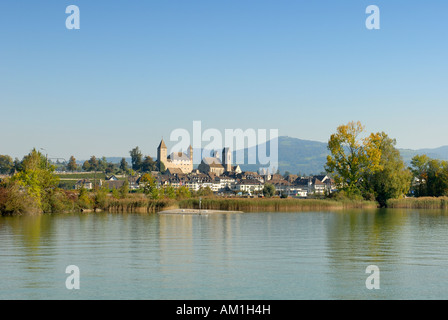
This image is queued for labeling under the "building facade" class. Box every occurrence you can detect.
[157,139,194,174]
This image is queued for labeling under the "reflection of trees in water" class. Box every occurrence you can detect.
[0,215,56,290]
[325,209,409,299]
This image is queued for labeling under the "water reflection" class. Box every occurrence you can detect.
[2,210,448,299]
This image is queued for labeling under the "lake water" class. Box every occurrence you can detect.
[1,209,448,300]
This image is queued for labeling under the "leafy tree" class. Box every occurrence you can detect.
[88,156,99,171]
[0,179,40,214]
[263,183,276,198]
[0,155,14,174]
[140,173,159,199]
[105,162,116,174]
[176,186,191,200]
[67,156,77,172]
[111,188,120,199]
[94,185,109,209]
[197,186,213,197]
[163,185,176,199]
[12,149,60,212]
[325,121,382,197]
[141,156,156,172]
[362,133,412,207]
[408,155,448,197]
[13,158,22,172]
[280,191,288,198]
[98,157,108,172]
[119,180,129,198]
[119,158,128,173]
[82,160,91,172]
[78,186,92,209]
[424,159,448,197]
[409,155,430,197]
[130,147,143,171]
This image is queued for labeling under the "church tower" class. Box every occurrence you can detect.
[222,147,232,172]
[189,145,193,162]
[157,139,167,168]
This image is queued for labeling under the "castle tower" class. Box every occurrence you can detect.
[189,145,193,162]
[222,147,232,172]
[157,139,167,168]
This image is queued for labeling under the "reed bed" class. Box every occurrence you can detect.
[105,198,177,213]
[178,198,378,212]
[387,197,448,209]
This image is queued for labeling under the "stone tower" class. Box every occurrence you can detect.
[222,147,232,172]
[157,139,167,168]
[189,145,193,162]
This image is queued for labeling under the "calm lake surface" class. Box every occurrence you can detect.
[1,209,448,300]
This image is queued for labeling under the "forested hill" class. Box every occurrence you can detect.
[236,136,448,175]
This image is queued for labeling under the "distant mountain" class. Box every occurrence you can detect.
[399,146,448,163]
[78,137,448,175]
[235,136,328,175]
[237,136,448,175]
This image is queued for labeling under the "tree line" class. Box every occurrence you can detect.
[0,146,164,176]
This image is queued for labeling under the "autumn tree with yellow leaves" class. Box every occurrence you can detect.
[325,121,382,197]
[326,122,411,205]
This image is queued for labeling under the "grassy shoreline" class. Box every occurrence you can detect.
[98,197,379,214]
[387,197,448,209]
[6,194,448,215]
[177,198,378,212]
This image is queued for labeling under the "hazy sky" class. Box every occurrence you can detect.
[1,1,447,160]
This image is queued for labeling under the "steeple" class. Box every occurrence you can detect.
[158,138,167,150]
[157,138,167,168]
[222,147,232,172]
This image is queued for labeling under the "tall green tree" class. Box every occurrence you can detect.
[12,149,60,212]
[67,156,77,172]
[119,180,129,198]
[105,162,116,174]
[141,156,156,172]
[429,159,448,196]
[140,173,159,199]
[362,133,412,207]
[88,156,98,171]
[409,155,430,197]
[325,121,382,196]
[82,160,91,172]
[0,155,14,174]
[119,158,128,173]
[412,157,448,197]
[130,147,143,171]
[97,156,108,172]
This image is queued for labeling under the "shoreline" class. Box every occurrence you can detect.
[5,196,448,216]
[159,208,244,215]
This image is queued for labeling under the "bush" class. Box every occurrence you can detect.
[0,181,40,215]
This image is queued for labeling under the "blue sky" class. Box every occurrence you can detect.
[1,1,447,160]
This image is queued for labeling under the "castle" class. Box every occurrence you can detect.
[157,139,193,174]
[157,139,235,175]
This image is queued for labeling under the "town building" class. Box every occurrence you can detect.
[157,139,193,174]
